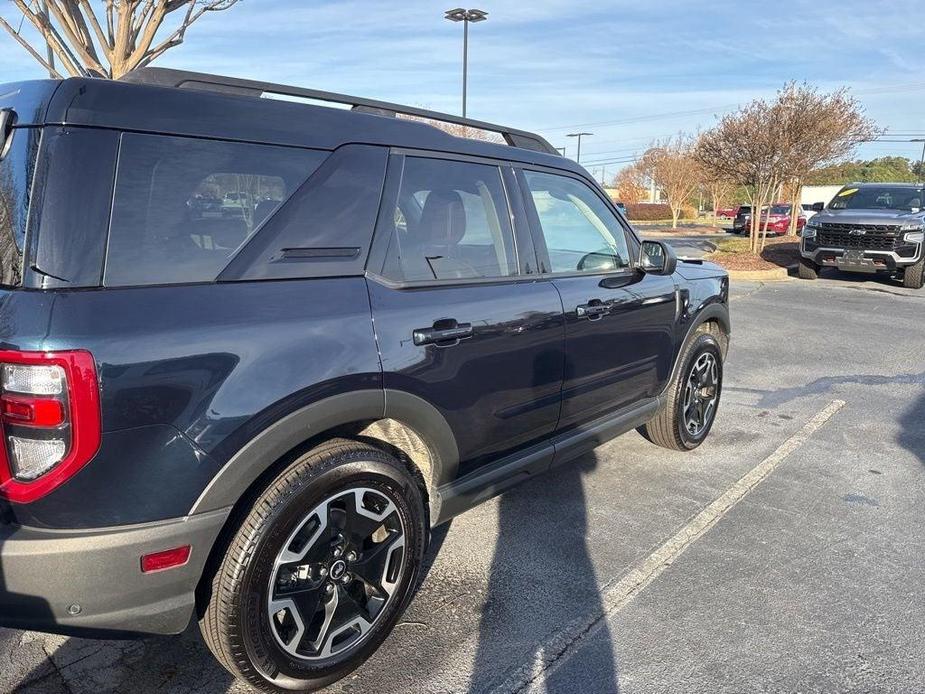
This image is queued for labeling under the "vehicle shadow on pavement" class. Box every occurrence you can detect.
[898,388,925,468]
[0,547,64,692]
[469,452,620,694]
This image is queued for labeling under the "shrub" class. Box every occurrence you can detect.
[624,203,672,220]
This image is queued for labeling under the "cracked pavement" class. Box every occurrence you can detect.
[3,271,925,693]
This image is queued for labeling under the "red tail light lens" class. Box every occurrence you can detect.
[0,350,101,504]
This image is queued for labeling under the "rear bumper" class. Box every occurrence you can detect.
[0,508,229,637]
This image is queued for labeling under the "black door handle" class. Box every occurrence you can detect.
[413,320,473,346]
[576,300,609,320]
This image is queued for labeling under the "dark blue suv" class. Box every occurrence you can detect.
[0,69,729,692]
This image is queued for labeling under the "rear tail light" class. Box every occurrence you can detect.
[0,351,100,503]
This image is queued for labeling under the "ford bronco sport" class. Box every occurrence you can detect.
[799,182,925,288]
[0,69,729,692]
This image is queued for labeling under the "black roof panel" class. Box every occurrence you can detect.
[0,73,580,173]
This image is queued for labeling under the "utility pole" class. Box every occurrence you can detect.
[445,8,488,118]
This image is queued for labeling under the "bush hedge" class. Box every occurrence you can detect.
[624,203,672,220]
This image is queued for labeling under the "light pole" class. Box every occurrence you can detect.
[445,8,488,118]
[567,132,593,164]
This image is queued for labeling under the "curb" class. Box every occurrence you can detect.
[726,266,791,281]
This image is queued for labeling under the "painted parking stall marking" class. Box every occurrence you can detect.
[491,399,847,694]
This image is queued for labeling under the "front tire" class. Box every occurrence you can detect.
[798,257,820,280]
[902,258,925,289]
[200,440,427,693]
[638,331,723,451]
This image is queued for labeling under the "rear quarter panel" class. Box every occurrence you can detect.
[9,279,381,528]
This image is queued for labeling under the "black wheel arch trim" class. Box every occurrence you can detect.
[189,389,459,517]
[663,302,730,398]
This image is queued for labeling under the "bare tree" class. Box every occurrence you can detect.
[0,1,242,79]
[772,83,879,235]
[611,161,648,204]
[697,83,877,251]
[697,100,781,252]
[705,175,736,225]
[639,135,702,229]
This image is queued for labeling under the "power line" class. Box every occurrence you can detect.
[539,103,740,132]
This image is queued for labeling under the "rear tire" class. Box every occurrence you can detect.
[200,440,427,693]
[638,331,723,451]
[902,258,925,289]
[798,257,820,280]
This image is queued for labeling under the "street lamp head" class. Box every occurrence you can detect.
[567,132,593,138]
[445,8,488,22]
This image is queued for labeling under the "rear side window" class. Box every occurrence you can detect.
[104,134,324,287]
[381,157,517,282]
[0,126,39,287]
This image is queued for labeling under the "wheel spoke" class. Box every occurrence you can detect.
[288,586,325,634]
[352,531,404,598]
[308,588,339,654]
[341,490,395,544]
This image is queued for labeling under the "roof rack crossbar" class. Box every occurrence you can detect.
[120,68,559,156]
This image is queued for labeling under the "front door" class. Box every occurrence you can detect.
[517,168,677,432]
[367,154,565,478]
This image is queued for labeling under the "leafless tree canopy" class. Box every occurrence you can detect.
[639,134,702,229]
[696,83,878,249]
[0,0,242,79]
[612,161,648,205]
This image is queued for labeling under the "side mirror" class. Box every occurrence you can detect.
[811,202,824,212]
[638,239,677,276]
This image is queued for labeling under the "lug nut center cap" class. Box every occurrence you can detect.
[329,559,347,580]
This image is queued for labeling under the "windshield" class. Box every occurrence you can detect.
[0,126,39,286]
[829,186,925,212]
[769,205,792,215]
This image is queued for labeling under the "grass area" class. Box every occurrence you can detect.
[707,235,801,271]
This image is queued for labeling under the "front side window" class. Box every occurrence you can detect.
[523,170,631,274]
[381,157,517,282]
[105,134,323,287]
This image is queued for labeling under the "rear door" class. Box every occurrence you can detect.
[367,153,565,478]
[517,167,677,432]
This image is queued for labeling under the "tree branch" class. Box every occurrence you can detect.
[78,0,113,64]
[0,16,63,78]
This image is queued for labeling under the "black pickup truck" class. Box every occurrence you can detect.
[799,183,925,289]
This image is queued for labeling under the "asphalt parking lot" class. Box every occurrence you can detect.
[4,271,925,694]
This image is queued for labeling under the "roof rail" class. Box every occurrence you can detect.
[120,67,560,156]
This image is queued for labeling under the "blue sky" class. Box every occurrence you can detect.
[3,0,925,180]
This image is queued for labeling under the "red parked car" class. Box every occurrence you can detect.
[716,206,738,219]
[760,204,806,235]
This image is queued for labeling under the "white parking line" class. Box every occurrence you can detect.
[491,399,847,694]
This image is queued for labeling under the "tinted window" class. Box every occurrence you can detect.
[0,127,39,286]
[829,186,925,211]
[227,145,387,281]
[105,134,322,287]
[523,171,630,274]
[382,157,517,282]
